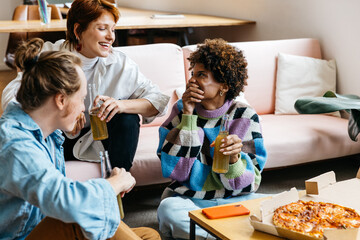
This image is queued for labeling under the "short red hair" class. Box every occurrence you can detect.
[66,0,120,50]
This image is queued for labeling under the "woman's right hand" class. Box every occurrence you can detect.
[68,112,85,136]
[182,78,204,115]
[106,168,136,196]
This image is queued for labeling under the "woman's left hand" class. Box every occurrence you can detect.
[210,134,243,164]
[93,95,123,122]
[69,112,86,136]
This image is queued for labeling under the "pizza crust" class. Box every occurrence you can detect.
[273,200,360,239]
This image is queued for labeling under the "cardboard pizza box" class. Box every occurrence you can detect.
[249,168,360,240]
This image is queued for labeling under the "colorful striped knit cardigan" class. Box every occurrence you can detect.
[157,99,267,200]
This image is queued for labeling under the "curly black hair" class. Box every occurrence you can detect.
[188,38,248,100]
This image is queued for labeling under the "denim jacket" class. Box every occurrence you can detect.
[0,103,120,240]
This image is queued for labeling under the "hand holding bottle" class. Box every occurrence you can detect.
[88,84,108,141]
[91,95,124,122]
[100,151,133,219]
[107,167,136,196]
[210,134,243,164]
[211,114,243,173]
[68,113,86,136]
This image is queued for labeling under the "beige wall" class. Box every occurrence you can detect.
[1,0,359,95]
[117,0,360,96]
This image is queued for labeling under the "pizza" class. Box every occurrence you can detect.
[272,200,360,239]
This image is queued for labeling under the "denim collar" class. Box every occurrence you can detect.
[3,102,64,146]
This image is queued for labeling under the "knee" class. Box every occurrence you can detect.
[157,197,195,239]
[132,227,161,240]
[157,197,174,221]
[157,198,178,236]
[108,113,140,129]
[158,197,184,224]
[157,196,191,222]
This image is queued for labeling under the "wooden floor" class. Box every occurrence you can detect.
[0,69,17,115]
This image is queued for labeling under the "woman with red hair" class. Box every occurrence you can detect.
[2,0,169,172]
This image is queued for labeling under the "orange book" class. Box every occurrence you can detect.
[202,204,250,219]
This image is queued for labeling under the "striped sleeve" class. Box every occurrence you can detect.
[218,105,267,194]
[157,103,204,182]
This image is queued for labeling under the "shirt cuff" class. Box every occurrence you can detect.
[225,153,246,179]
[83,178,120,239]
[178,114,198,131]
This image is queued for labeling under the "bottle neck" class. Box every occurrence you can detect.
[100,150,112,179]
[88,83,98,112]
[219,114,229,132]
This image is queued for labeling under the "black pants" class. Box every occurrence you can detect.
[63,113,140,171]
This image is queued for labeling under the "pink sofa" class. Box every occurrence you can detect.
[66,38,360,185]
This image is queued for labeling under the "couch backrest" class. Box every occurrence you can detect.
[116,43,186,127]
[182,38,322,114]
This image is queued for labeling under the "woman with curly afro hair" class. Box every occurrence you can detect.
[157,38,268,240]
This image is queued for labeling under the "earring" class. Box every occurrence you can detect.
[75,38,82,52]
[220,91,223,96]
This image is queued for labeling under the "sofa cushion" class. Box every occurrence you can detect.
[116,43,186,127]
[183,39,322,115]
[61,39,360,188]
[65,161,101,181]
[130,126,171,186]
[261,114,360,169]
[275,53,338,116]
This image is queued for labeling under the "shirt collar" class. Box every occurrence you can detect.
[75,48,117,76]
[4,102,39,131]
[3,102,64,146]
[62,41,118,78]
[75,52,99,72]
[195,100,234,118]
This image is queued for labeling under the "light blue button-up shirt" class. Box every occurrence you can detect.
[0,103,120,240]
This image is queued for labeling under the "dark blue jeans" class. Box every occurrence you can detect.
[63,113,140,171]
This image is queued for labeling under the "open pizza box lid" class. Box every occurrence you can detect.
[249,168,360,240]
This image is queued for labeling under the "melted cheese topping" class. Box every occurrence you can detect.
[273,200,360,239]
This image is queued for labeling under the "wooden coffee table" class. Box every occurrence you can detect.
[188,195,282,240]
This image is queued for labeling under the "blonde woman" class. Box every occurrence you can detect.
[0,38,159,240]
